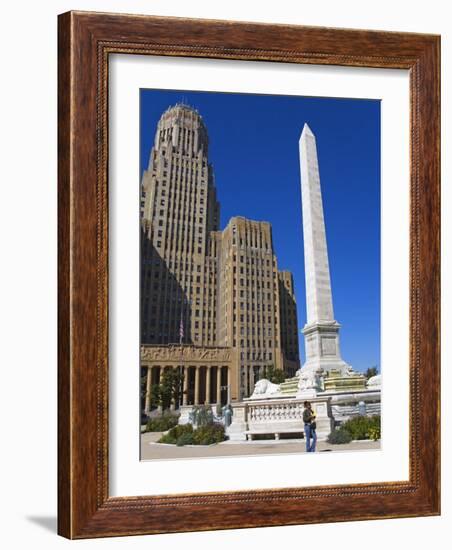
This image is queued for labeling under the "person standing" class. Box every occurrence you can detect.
[303,401,317,452]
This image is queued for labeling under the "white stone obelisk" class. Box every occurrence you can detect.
[299,124,350,377]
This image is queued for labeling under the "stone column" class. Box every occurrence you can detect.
[170,366,176,411]
[194,366,200,405]
[183,365,188,405]
[159,366,167,414]
[249,366,255,395]
[205,366,211,404]
[144,366,152,413]
[216,366,222,405]
[226,367,231,404]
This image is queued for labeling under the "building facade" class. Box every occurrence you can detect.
[141,104,300,410]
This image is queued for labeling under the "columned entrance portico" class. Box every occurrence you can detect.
[141,345,235,412]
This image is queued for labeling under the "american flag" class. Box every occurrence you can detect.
[179,318,184,344]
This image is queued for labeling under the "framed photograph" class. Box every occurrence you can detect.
[58,11,440,538]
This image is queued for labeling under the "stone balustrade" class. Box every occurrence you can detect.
[227,395,333,441]
[226,387,381,441]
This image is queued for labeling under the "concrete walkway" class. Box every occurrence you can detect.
[140,431,380,460]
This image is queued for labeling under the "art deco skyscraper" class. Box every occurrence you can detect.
[140,104,300,404]
[140,104,220,346]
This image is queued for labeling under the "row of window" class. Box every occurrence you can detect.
[234,313,276,324]
[155,212,206,227]
[239,352,274,361]
[158,184,206,198]
[160,154,207,170]
[142,333,216,344]
[231,238,272,252]
[143,293,210,306]
[146,259,203,271]
[237,255,273,267]
[234,277,276,288]
[154,206,205,219]
[155,195,206,212]
[155,242,203,255]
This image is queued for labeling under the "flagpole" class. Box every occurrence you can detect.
[179,312,184,408]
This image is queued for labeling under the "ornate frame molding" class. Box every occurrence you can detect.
[58,11,440,538]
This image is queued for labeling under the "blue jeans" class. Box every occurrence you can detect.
[304,423,317,452]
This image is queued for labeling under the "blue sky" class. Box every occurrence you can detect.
[140,89,381,373]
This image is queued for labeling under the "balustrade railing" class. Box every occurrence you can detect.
[247,401,304,423]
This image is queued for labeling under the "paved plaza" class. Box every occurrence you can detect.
[140,431,380,460]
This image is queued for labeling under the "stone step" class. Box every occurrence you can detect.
[279,376,299,395]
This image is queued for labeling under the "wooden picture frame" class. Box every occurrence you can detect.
[58,11,440,538]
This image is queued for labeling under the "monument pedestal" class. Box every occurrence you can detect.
[226,403,247,441]
[296,387,318,399]
[302,321,351,376]
[323,369,367,392]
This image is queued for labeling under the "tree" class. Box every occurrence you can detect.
[365,366,378,380]
[149,384,162,409]
[265,364,286,384]
[140,374,147,401]
[158,369,184,411]
[142,370,184,412]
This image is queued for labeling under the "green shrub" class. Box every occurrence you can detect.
[157,423,193,444]
[158,432,176,444]
[327,428,353,444]
[192,424,225,445]
[176,432,194,446]
[368,426,381,441]
[265,365,286,384]
[342,415,380,440]
[157,422,225,446]
[146,413,179,432]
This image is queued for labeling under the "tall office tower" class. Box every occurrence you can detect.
[218,217,285,398]
[140,104,220,345]
[140,104,301,405]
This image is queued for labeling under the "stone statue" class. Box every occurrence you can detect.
[250,378,281,398]
[367,374,381,388]
[296,366,324,394]
[222,404,233,427]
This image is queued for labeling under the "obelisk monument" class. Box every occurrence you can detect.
[299,124,351,377]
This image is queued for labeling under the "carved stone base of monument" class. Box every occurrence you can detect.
[323,369,367,392]
[226,403,247,441]
[302,322,351,376]
[296,387,318,399]
[279,376,299,395]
